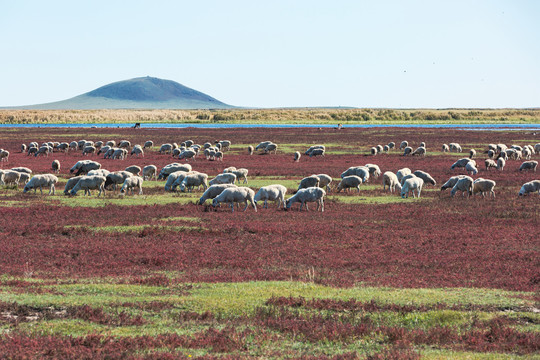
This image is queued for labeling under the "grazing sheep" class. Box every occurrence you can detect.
[104,171,133,191]
[223,166,237,173]
[309,148,325,157]
[142,165,157,180]
[118,140,131,149]
[214,151,223,161]
[35,146,52,157]
[57,142,69,152]
[27,147,38,156]
[387,142,395,150]
[64,176,84,195]
[449,143,463,153]
[337,175,362,193]
[451,158,472,170]
[487,144,497,152]
[510,144,522,151]
[472,178,496,198]
[505,148,519,160]
[294,151,301,162]
[0,150,9,162]
[450,176,474,197]
[304,145,325,156]
[17,173,30,184]
[402,146,413,156]
[399,141,408,150]
[364,164,381,178]
[497,151,508,161]
[143,140,154,149]
[87,169,110,177]
[178,149,197,161]
[120,176,143,195]
[21,144,27,153]
[371,147,378,156]
[411,146,426,156]
[441,175,467,191]
[383,145,389,153]
[97,145,110,156]
[131,146,144,157]
[254,184,287,209]
[400,174,418,187]
[465,161,478,175]
[313,174,332,192]
[82,146,96,156]
[255,141,273,151]
[212,187,257,212]
[23,174,58,195]
[518,180,540,196]
[264,143,278,154]
[159,143,174,154]
[70,175,106,197]
[248,145,254,155]
[396,168,412,183]
[165,171,191,192]
[125,165,141,176]
[111,148,128,160]
[522,147,532,160]
[70,160,101,176]
[286,187,326,212]
[179,173,209,193]
[420,142,426,148]
[298,175,320,190]
[376,145,384,153]
[209,173,237,186]
[230,168,248,184]
[77,140,86,150]
[0,170,21,186]
[485,159,497,171]
[382,172,402,193]
[487,150,495,159]
[497,157,506,171]
[413,170,436,186]
[198,184,237,205]
[94,141,103,149]
[11,167,32,174]
[497,144,507,154]
[469,149,476,159]
[519,160,538,172]
[401,177,424,198]
[106,140,116,147]
[534,143,540,154]
[51,160,60,173]
[158,163,192,179]
[217,140,231,151]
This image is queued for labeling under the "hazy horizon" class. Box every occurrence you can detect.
[1,1,539,108]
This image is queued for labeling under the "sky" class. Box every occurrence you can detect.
[1,0,539,108]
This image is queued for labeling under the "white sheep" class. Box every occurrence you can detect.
[450,176,474,197]
[248,145,254,155]
[87,169,111,177]
[337,175,362,193]
[305,145,325,155]
[396,168,412,183]
[294,151,301,162]
[198,184,237,205]
[340,166,369,183]
[159,143,174,154]
[441,144,449,152]
[298,175,320,190]
[0,150,9,162]
[465,161,478,175]
[487,150,495,159]
[264,143,278,154]
[535,143,540,154]
[209,173,237,186]
[376,145,384,153]
[158,163,192,179]
[104,171,133,191]
[472,178,496,198]
[313,174,332,192]
[125,165,142,176]
[230,168,248,184]
[497,157,506,171]
[21,144,27,153]
[11,167,32,174]
[105,140,116,147]
[64,176,84,195]
[178,149,197,161]
[70,160,101,176]
[383,145,389,153]
[120,176,143,195]
[286,187,326,211]
[399,141,408,150]
[451,158,473,170]
[401,177,424,198]
[485,159,497,171]
[402,146,413,156]
[309,148,325,157]
[111,148,127,160]
[70,175,107,197]
[518,180,540,196]
[440,175,467,191]
[387,142,395,150]
[223,166,237,173]
[131,146,144,157]
[255,141,273,151]
[371,147,378,156]
[212,187,257,212]
[51,160,61,173]
[449,143,462,153]
[469,149,476,159]
[254,184,287,209]
[23,174,58,195]
[82,146,96,156]
[400,174,418,187]
[18,172,30,184]
[142,165,157,180]
[411,146,426,156]
[0,170,21,186]
[382,172,402,193]
[364,164,381,178]
[118,140,131,149]
[519,160,538,172]
[143,141,154,149]
[165,171,191,192]
[412,170,436,186]
[179,173,209,192]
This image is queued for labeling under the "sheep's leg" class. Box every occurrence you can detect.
[243,202,249,212]
[320,198,324,212]
[230,202,235,212]
[305,202,309,211]
[39,186,43,195]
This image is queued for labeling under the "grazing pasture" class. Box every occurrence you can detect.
[0,126,538,359]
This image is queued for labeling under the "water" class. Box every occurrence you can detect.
[0,123,539,130]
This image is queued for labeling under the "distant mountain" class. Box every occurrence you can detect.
[3,77,233,109]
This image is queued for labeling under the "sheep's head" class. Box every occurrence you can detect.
[23,186,29,193]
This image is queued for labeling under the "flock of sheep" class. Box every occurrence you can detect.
[0,137,539,212]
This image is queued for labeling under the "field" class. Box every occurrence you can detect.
[0,126,539,359]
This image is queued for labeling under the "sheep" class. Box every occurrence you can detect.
[212,187,257,212]
[142,165,157,180]
[370,147,378,156]
[387,142,395,150]
[0,150,9,162]
[396,168,412,183]
[68,141,78,151]
[217,140,231,151]
[87,169,110,177]
[254,184,287,209]
[178,149,197,161]
[383,145,389,153]
[294,151,301,162]
[83,141,94,148]
[264,143,278,154]
[451,158,472,170]
[485,159,497,171]
[313,174,332,192]
[535,143,540,154]
[518,180,540,196]
[230,168,248,184]
[143,141,154,149]
[450,176,474,197]
[400,173,418,187]
[487,150,495,159]
[118,140,131,149]
[305,145,326,156]
[18,173,30,184]
[120,176,143,195]
[70,160,101,176]
[35,146,51,157]
[298,175,320,190]
[487,144,497,152]
[57,142,69,152]
[27,146,38,156]
[469,149,476,159]
[364,164,381,178]
[402,146,413,156]
[223,166,237,173]
[376,145,384,153]
[449,143,462,153]
[184,140,195,148]
[209,173,237,186]
[255,141,273,151]
[21,144,27,153]
[309,148,325,157]
[159,143,174,154]
[248,145,254,155]
[510,144,522,151]
[51,160,60,173]
[23,174,58,195]
[11,167,32,174]
[519,160,538,172]
[401,177,424,198]
[179,173,209,192]
[505,148,519,160]
[104,171,133,191]
[203,148,215,160]
[497,151,508,161]
[203,142,212,149]
[97,145,110,156]
[165,171,191,192]
[340,166,369,183]
[440,175,467,191]
[29,142,38,149]
[413,170,436,186]
[94,141,103,149]
[337,175,362,193]
[70,175,106,197]
[497,157,506,171]
[131,146,144,157]
[125,165,141,176]
[497,144,507,154]
[399,141,408,150]
[411,146,426,156]
[472,178,496,198]
[286,187,326,212]
[106,140,116,147]
[0,170,21,186]
[382,172,402,193]
[77,140,86,150]
[198,184,238,205]
[111,149,128,160]
[522,147,532,160]
[465,161,478,175]
[64,176,84,195]
[158,163,192,179]
[82,146,96,156]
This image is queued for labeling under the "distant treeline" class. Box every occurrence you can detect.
[0,108,539,124]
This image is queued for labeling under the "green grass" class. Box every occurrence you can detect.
[63,224,204,233]
[48,193,199,207]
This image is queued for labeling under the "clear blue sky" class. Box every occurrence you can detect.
[1,0,539,108]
